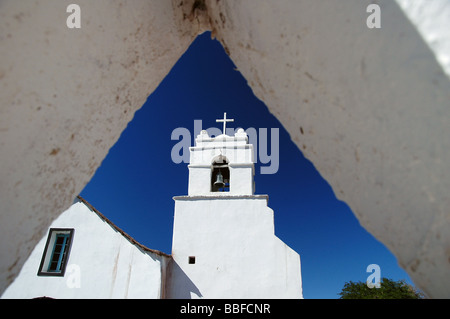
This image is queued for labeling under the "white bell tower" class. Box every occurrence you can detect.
[168,114,303,299]
[188,113,255,196]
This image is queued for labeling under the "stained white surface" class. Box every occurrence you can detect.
[207,0,450,297]
[0,0,198,292]
[1,0,449,297]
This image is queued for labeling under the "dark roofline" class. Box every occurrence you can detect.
[76,195,171,258]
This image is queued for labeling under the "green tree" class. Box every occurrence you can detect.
[338,278,424,299]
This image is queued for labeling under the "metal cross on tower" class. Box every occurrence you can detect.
[216,112,234,135]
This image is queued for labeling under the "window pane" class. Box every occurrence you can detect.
[39,229,73,276]
[48,262,58,271]
[48,235,68,272]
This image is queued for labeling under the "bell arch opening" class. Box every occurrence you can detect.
[211,156,230,192]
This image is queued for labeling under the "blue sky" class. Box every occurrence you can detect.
[80,32,414,299]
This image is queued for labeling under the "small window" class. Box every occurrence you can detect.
[38,228,74,276]
[188,256,196,264]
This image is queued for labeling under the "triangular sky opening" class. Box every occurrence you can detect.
[80,32,413,298]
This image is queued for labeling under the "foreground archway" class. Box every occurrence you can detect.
[1,0,449,297]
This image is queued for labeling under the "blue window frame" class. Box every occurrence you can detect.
[48,233,70,272]
[38,228,74,276]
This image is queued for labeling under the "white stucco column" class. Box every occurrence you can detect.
[206,0,450,298]
[0,0,202,293]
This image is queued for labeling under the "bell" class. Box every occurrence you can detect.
[214,171,225,188]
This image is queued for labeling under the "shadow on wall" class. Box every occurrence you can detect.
[165,260,202,299]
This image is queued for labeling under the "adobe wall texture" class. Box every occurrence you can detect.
[1,0,449,297]
[0,0,199,294]
[206,0,450,298]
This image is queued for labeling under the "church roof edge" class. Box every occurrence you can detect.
[76,195,171,258]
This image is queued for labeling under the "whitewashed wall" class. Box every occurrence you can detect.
[168,196,303,299]
[1,200,167,299]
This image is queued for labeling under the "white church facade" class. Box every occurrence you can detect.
[2,115,303,299]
